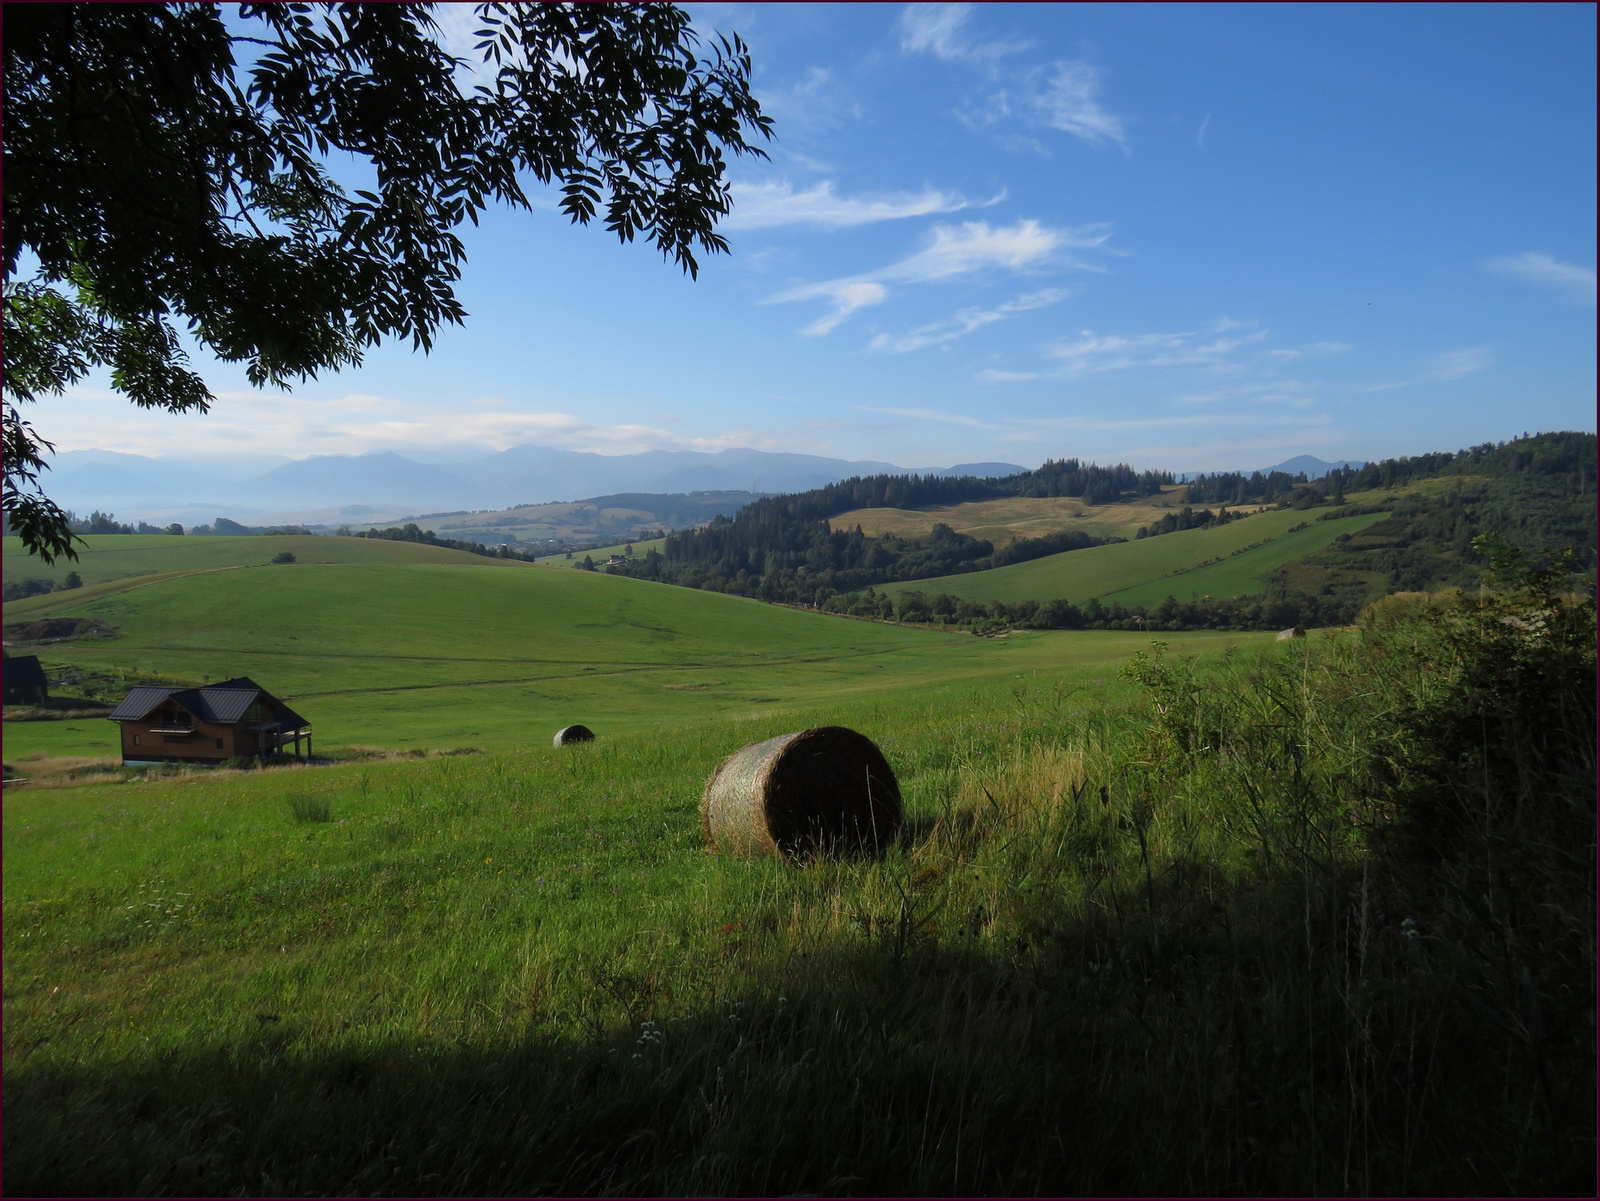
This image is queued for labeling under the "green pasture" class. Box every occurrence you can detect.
[4,557,1262,762]
[886,505,1389,604]
[3,533,504,591]
[1101,510,1391,606]
[6,596,1589,1195]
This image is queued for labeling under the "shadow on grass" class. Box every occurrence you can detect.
[9,891,1593,1199]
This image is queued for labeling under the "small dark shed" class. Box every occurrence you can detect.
[107,676,311,766]
[3,654,49,705]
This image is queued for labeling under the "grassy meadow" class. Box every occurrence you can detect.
[3,543,1256,764]
[4,531,1592,1196]
[2,533,505,591]
[885,505,1389,605]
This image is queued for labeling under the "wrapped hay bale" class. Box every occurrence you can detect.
[701,726,902,860]
[553,724,595,746]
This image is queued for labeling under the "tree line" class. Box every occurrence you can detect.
[613,431,1595,627]
[607,457,1171,600]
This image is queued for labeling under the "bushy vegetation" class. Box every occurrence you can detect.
[4,575,58,601]
[353,521,541,561]
[1133,503,1246,539]
[880,586,1361,634]
[188,518,312,536]
[5,562,1592,1195]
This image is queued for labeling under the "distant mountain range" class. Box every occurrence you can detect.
[44,447,1031,528]
[1176,456,1367,483]
[1257,455,1367,479]
[41,445,1369,529]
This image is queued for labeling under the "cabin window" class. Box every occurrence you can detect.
[244,701,267,723]
[216,738,224,749]
[132,734,140,746]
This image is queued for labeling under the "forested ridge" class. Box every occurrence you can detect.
[608,456,1171,599]
[609,432,1596,628]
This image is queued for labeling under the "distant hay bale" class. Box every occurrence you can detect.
[553,724,595,746]
[1276,626,1306,641]
[701,726,902,861]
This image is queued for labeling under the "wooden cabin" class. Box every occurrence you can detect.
[2,653,49,705]
[106,676,310,766]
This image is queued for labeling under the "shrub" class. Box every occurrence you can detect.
[270,551,296,564]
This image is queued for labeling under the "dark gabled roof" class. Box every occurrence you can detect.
[4,654,47,688]
[106,685,179,721]
[106,676,309,728]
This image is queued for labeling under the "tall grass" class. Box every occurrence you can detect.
[4,569,1592,1195]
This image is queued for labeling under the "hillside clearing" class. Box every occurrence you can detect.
[831,487,1238,546]
[886,505,1389,604]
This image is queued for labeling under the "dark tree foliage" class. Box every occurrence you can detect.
[2,2,770,562]
[1181,469,1305,506]
[1134,505,1243,540]
[66,510,136,536]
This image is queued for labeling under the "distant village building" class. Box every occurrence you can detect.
[106,676,311,766]
[2,653,49,705]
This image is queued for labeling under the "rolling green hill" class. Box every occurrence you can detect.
[885,506,1389,605]
[3,533,511,591]
[4,555,1260,761]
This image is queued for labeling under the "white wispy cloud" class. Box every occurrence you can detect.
[783,280,890,336]
[772,219,1102,334]
[1354,346,1492,393]
[1004,411,1332,434]
[1264,341,1351,362]
[1041,327,1267,374]
[1484,252,1597,307]
[867,406,1007,431]
[899,3,1028,65]
[1172,381,1319,409]
[1030,62,1126,147]
[869,289,1066,352]
[724,180,973,230]
[900,6,1126,149]
[1422,347,1492,381]
[751,66,863,142]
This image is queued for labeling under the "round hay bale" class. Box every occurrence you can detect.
[701,726,902,860]
[553,724,595,747]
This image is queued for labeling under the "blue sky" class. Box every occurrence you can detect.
[51,2,1597,473]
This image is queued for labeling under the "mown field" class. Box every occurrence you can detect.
[832,486,1231,546]
[6,571,1592,1195]
[2,533,505,590]
[3,542,1256,765]
[885,504,1390,605]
